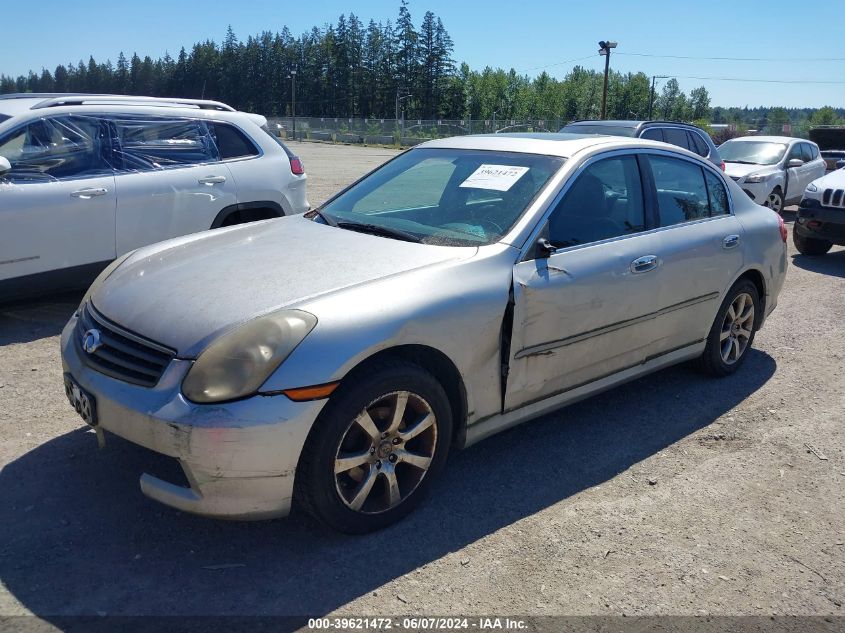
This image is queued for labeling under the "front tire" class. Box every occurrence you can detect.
[764,187,784,214]
[697,280,760,377]
[793,231,833,256]
[295,359,453,534]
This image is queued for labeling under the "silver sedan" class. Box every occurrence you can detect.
[60,133,788,533]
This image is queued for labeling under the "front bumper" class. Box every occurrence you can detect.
[796,204,845,244]
[736,180,771,203]
[60,313,327,520]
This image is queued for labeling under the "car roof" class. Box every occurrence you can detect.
[726,135,803,144]
[566,119,700,129]
[418,132,704,160]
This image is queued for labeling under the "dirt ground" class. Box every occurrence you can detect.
[1,141,843,623]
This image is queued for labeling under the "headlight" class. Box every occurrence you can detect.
[744,173,771,183]
[806,182,818,193]
[182,310,317,403]
[78,251,134,313]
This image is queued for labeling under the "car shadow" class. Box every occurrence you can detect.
[791,248,845,278]
[0,351,776,625]
[0,292,82,345]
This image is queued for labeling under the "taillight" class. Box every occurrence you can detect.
[289,157,305,176]
[720,161,726,171]
[777,213,787,243]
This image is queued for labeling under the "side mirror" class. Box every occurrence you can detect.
[535,237,556,259]
[787,158,804,168]
[0,156,11,176]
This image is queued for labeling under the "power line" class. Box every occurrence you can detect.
[617,52,845,62]
[517,55,597,73]
[668,74,845,85]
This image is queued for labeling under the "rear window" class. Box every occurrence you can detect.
[209,122,259,160]
[561,124,637,137]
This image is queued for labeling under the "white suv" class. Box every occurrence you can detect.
[0,94,309,301]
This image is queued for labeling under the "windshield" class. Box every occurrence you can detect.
[561,124,637,137]
[719,140,787,166]
[318,148,563,246]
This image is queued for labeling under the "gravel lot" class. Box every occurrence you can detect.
[1,141,843,623]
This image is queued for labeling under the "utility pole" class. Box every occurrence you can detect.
[648,75,669,120]
[598,40,617,120]
[288,68,297,140]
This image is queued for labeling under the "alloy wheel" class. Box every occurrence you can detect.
[766,191,783,213]
[720,292,754,364]
[333,391,437,514]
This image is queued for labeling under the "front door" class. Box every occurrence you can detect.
[0,114,116,288]
[109,115,237,254]
[505,153,665,411]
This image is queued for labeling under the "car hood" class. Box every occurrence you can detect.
[810,168,845,190]
[92,216,476,357]
[723,162,779,179]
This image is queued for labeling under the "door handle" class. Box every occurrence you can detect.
[723,234,740,249]
[198,175,226,185]
[70,187,108,199]
[630,255,659,274]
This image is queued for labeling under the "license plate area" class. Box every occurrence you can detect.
[63,373,98,427]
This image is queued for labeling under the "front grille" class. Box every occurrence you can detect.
[822,188,845,208]
[76,304,176,387]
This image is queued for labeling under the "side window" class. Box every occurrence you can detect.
[0,115,110,182]
[704,170,730,216]
[811,144,820,160]
[800,143,814,163]
[689,131,710,157]
[640,128,664,142]
[209,122,259,160]
[547,155,645,248]
[649,155,710,225]
[111,117,217,171]
[663,128,691,151]
[786,143,803,162]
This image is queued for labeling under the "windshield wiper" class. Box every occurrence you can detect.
[724,160,759,165]
[308,208,338,227]
[336,221,422,243]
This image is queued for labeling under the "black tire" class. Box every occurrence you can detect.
[793,230,833,256]
[295,359,453,534]
[696,279,760,377]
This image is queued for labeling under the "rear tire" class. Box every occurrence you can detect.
[295,359,452,534]
[793,231,833,256]
[696,279,760,377]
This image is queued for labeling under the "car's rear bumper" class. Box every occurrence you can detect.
[60,312,326,519]
[796,204,845,245]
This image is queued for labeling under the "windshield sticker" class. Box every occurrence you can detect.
[459,164,530,192]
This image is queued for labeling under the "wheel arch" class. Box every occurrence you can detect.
[731,267,767,328]
[210,200,286,229]
[338,344,470,450]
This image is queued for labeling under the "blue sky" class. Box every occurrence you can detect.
[2,0,843,108]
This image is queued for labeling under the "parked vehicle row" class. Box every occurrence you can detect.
[60,131,788,533]
[0,93,309,301]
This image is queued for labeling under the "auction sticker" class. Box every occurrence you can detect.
[459,164,529,191]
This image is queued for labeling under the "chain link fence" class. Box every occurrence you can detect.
[265,116,569,146]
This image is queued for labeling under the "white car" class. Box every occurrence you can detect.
[794,166,845,255]
[719,136,826,213]
[0,93,309,301]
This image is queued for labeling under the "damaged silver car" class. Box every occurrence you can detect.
[60,133,788,533]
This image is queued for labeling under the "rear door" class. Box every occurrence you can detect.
[0,114,116,286]
[643,152,745,350]
[109,115,237,254]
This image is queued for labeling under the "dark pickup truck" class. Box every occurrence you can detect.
[809,127,845,171]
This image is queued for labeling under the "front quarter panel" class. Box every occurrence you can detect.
[260,245,519,427]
